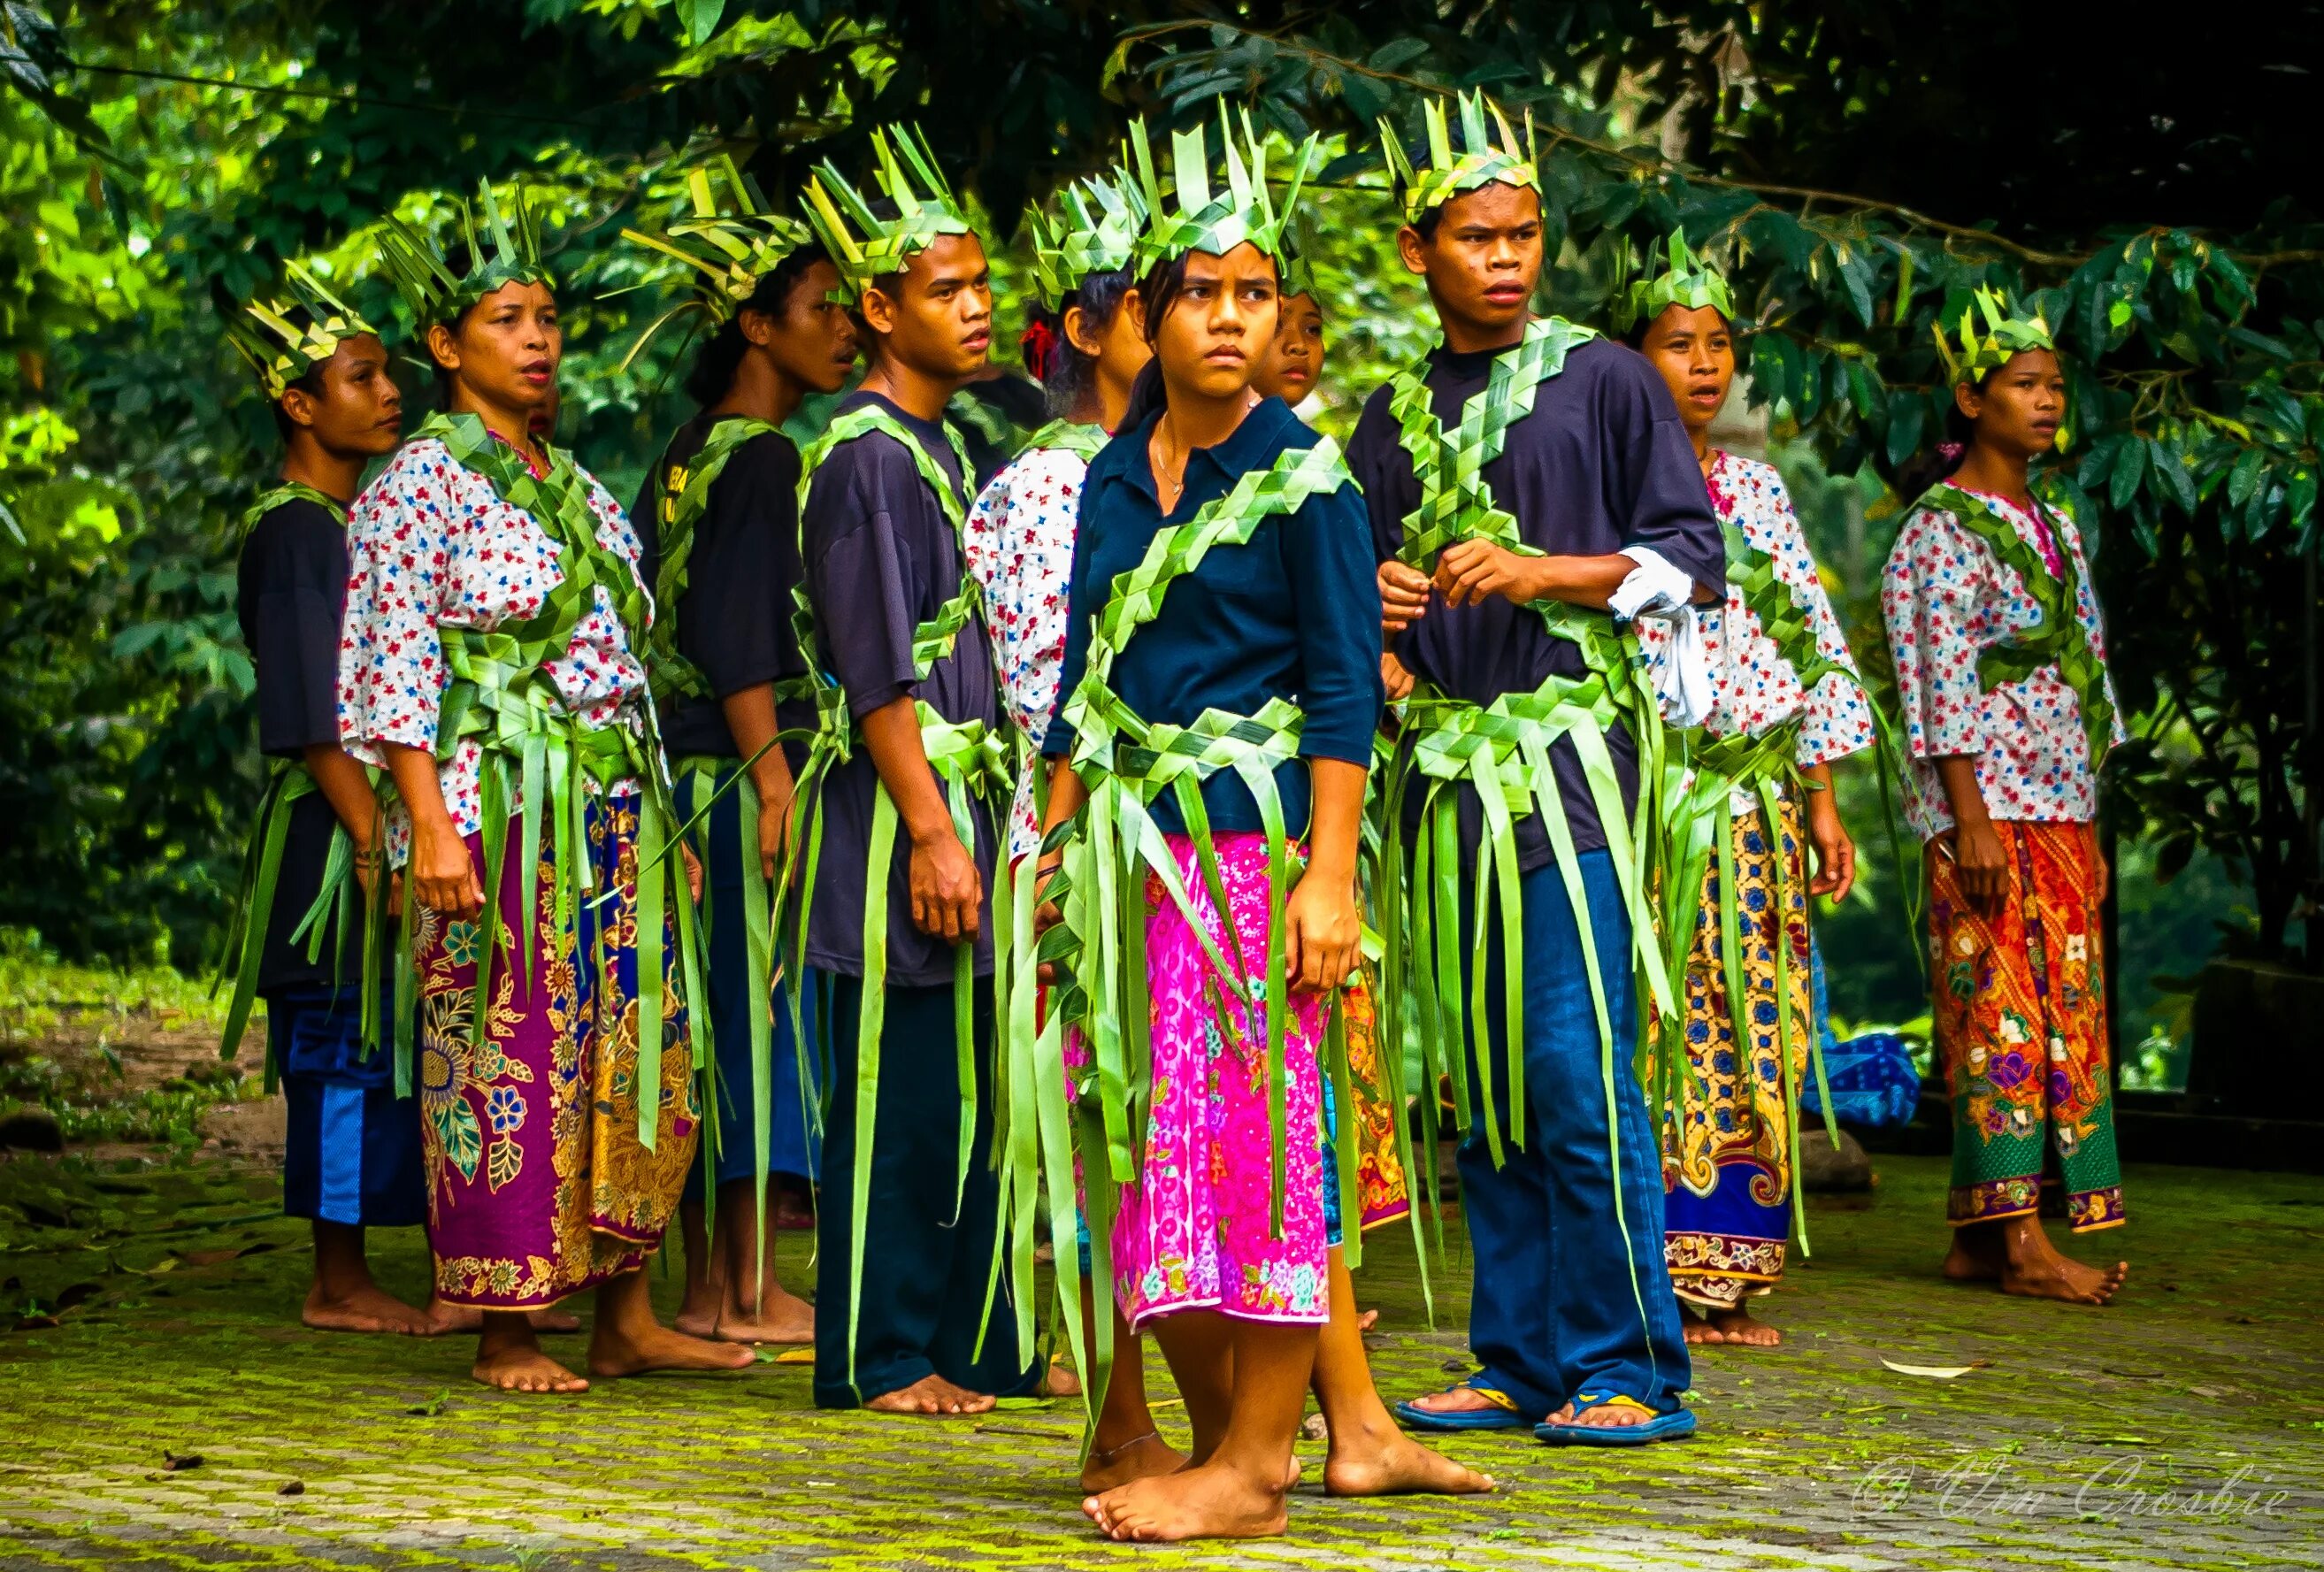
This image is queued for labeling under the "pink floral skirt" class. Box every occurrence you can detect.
[1085,832,1330,1330]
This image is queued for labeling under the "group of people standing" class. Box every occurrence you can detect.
[219,89,2131,1544]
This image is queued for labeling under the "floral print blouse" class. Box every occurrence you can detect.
[338,436,650,860]
[963,441,1086,862]
[1880,483,2125,839]
[1638,451,1875,772]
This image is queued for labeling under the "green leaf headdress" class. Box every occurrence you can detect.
[618,157,820,364]
[378,180,557,329]
[1933,286,2057,387]
[228,262,380,399]
[1124,106,1316,275]
[1027,168,1146,312]
[799,124,974,303]
[1377,89,1538,226]
[1612,228,1736,336]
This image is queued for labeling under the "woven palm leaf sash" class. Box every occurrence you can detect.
[780,403,1013,1398]
[646,417,780,706]
[1000,437,1380,1436]
[1922,482,2116,771]
[218,485,370,1079]
[1023,418,1107,458]
[373,413,704,1146]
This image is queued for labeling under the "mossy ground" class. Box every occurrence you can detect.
[1,1150,2319,1569]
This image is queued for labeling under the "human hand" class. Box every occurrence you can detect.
[1381,651,1415,702]
[681,841,703,906]
[409,815,484,920]
[1806,794,1857,902]
[909,824,983,942]
[1433,538,1534,610]
[755,780,795,886]
[1378,560,1432,632]
[1941,817,2009,914]
[1282,867,1361,997]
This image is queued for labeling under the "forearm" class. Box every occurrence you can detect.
[1932,755,1990,829]
[1515,552,1634,611]
[719,682,796,804]
[1302,758,1367,886]
[380,742,458,837]
[303,744,382,849]
[1801,762,1839,826]
[858,696,956,845]
[1036,759,1089,864]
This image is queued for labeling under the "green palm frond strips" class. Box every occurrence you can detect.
[1122,106,1315,273]
[620,156,819,366]
[377,180,556,329]
[228,264,379,400]
[217,483,378,1078]
[1028,168,1145,311]
[781,399,1013,1399]
[1933,286,2056,387]
[1377,89,1538,224]
[1369,311,1684,1367]
[1612,228,1737,336]
[799,123,972,303]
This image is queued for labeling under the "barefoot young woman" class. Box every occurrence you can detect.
[1246,269,1489,1498]
[1022,115,1384,1539]
[1352,94,1722,1445]
[343,187,750,1393]
[1623,234,1878,1350]
[792,128,1039,1415]
[1882,290,2128,1307]
[624,172,860,1346]
[223,269,429,1337]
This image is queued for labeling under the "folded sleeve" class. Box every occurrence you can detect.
[1286,478,1387,765]
[1881,506,1988,762]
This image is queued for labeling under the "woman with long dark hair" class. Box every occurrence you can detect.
[1881,288,2128,1307]
[342,185,748,1392]
[624,169,859,1346]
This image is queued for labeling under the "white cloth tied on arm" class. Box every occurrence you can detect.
[1608,545,1713,728]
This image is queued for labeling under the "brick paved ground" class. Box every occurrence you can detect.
[1,1149,2319,1570]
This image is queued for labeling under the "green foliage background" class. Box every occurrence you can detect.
[1,3,2315,1058]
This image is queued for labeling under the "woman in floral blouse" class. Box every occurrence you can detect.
[342,193,752,1392]
[1881,291,2128,1307]
[1626,235,1873,1350]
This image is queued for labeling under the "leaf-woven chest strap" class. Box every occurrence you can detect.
[1024,419,1107,458]
[649,416,780,704]
[1721,521,1862,702]
[1927,482,2115,769]
[1391,316,1597,570]
[242,481,348,534]
[796,403,981,685]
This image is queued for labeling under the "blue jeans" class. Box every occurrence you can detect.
[1456,853,1691,1417]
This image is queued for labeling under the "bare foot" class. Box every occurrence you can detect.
[1542,1400,1652,1430]
[1044,1360,1084,1399]
[472,1339,588,1394]
[863,1373,995,1415]
[708,1284,816,1346]
[1083,1461,1287,1542]
[1080,1430,1188,1493]
[1355,1308,1379,1334]
[587,1318,757,1378]
[302,1280,432,1336]
[426,1300,581,1337]
[1941,1230,2003,1284]
[1703,1307,1780,1347]
[1323,1421,1494,1497]
[1999,1241,2128,1306]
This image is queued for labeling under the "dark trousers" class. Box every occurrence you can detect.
[1457,853,1691,1417]
[271,985,426,1230]
[811,974,1039,1407]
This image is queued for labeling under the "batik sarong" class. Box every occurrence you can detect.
[1338,963,1411,1235]
[418,791,701,1307]
[1929,817,2122,1231]
[1108,832,1330,1329]
[1661,796,1813,1310]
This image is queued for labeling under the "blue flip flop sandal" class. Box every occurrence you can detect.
[1392,1378,1536,1432]
[1534,1393,1698,1446]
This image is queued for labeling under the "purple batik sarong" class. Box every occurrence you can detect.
[417,791,699,1307]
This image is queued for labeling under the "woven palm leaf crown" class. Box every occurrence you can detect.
[229,262,380,399]
[1378,89,1538,225]
[1028,168,1146,311]
[800,124,973,303]
[1934,286,2058,387]
[622,157,818,326]
[378,180,557,328]
[1124,107,1315,274]
[1613,229,1736,335]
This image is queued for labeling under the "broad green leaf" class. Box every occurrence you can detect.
[2108,435,2146,511]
